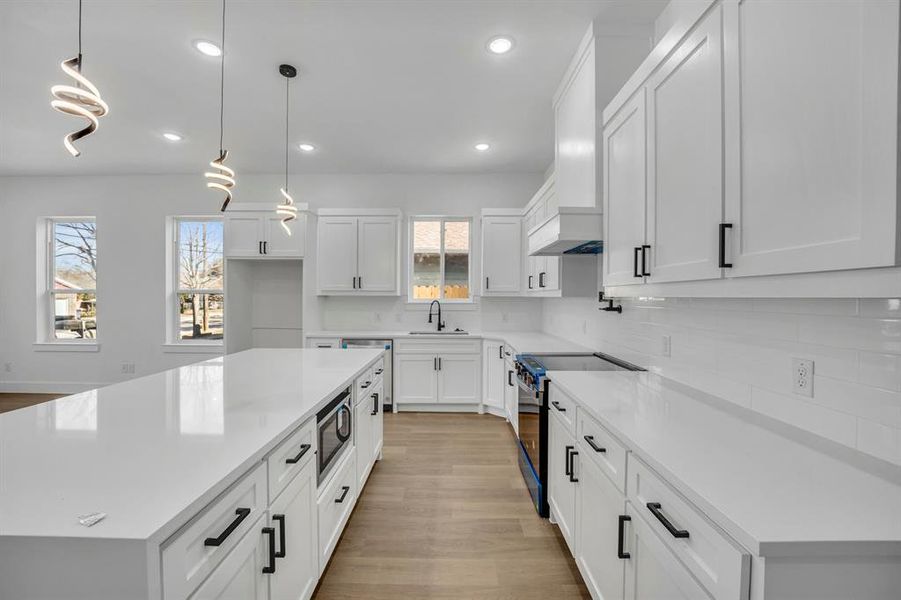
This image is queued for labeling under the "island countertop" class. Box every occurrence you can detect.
[0,348,382,543]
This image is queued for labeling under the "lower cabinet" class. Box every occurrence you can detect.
[268,459,318,600]
[395,353,438,404]
[482,340,505,411]
[548,411,576,552]
[395,349,481,405]
[504,359,518,435]
[317,448,357,571]
[355,379,383,489]
[190,517,270,600]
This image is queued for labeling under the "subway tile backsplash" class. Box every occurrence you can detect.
[542,296,901,467]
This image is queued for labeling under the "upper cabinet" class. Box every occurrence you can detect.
[317,210,401,295]
[224,203,308,259]
[481,211,523,296]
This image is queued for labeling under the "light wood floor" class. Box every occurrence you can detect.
[0,393,63,414]
[313,412,590,599]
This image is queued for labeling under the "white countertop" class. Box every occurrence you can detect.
[0,348,382,542]
[305,330,591,354]
[547,370,901,557]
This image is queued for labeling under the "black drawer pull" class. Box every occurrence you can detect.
[375,368,383,375]
[641,245,651,276]
[499,345,504,359]
[285,443,311,464]
[272,514,286,558]
[568,449,579,483]
[262,526,276,574]
[360,380,371,389]
[528,275,533,289]
[719,223,733,268]
[371,392,379,416]
[335,485,350,503]
[633,247,642,278]
[583,435,606,453]
[204,507,251,546]
[551,400,566,413]
[646,502,689,538]
[618,515,631,559]
[508,370,513,387]
[564,445,573,476]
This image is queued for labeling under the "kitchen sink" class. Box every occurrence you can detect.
[408,330,469,335]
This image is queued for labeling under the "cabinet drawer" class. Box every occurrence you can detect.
[267,417,317,502]
[306,337,340,349]
[318,447,357,570]
[372,355,386,381]
[394,338,481,355]
[162,462,268,600]
[356,368,375,404]
[627,456,750,600]
[547,381,576,435]
[576,410,628,493]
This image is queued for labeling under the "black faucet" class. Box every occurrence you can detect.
[427,300,446,331]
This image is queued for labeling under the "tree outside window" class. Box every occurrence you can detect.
[51,220,97,340]
[176,220,224,341]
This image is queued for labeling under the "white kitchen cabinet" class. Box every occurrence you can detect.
[645,5,723,284]
[394,340,481,408]
[437,354,480,404]
[225,203,307,259]
[548,410,577,553]
[482,341,505,412]
[354,390,373,488]
[503,350,518,435]
[481,215,522,295]
[190,518,269,600]
[268,459,318,600]
[317,211,401,295]
[317,448,357,571]
[394,353,438,404]
[225,215,264,258]
[264,215,307,258]
[371,380,384,460]
[723,0,899,278]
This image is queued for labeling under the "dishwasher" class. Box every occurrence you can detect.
[340,338,393,411]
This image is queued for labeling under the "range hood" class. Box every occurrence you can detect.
[527,207,603,256]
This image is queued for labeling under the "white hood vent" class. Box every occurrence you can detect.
[527,207,603,256]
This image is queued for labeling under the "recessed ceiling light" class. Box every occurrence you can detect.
[487,36,514,54]
[193,40,222,57]
[162,132,183,142]
[298,143,315,152]
[475,142,490,152]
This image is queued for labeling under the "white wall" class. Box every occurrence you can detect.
[542,290,901,467]
[0,172,543,391]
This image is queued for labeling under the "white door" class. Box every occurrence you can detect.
[482,216,522,295]
[190,521,269,600]
[265,214,306,258]
[394,354,437,404]
[646,6,723,284]
[225,216,264,258]
[624,507,710,600]
[354,394,373,487]
[317,217,358,293]
[603,90,647,287]
[482,342,505,410]
[504,362,518,435]
[370,380,384,460]
[555,43,597,208]
[724,0,899,276]
[548,413,576,552]
[269,461,318,600]
[357,217,398,292]
[539,257,560,292]
[527,256,544,292]
[576,455,627,600]
[437,354,480,404]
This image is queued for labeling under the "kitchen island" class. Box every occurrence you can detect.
[0,348,385,600]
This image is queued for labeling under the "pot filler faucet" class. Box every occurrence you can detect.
[427,300,446,331]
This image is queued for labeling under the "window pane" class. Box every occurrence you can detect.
[178,293,224,340]
[412,220,441,300]
[179,221,224,291]
[53,292,97,339]
[54,221,96,290]
[444,221,470,299]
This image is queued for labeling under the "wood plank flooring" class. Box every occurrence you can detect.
[0,393,62,414]
[313,412,590,599]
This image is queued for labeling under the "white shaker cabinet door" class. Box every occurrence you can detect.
[269,460,318,600]
[576,455,627,600]
[645,5,724,284]
[603,90,647,287]
[482,216,523,295]
[437,354,481,404]
[317,217,358,293]
[723,0,900,277]
[264,214,305,258]
[394,353,438,404]
[354,394,374,488]
[225,216,264,258]
[548,412,577,554]
[357,217,398,292]
[483,341,505,410]
[190,522,269,600]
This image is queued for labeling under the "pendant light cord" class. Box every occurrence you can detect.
[77,0,83,68]
[218,0,226,154]
[284,76,289,192]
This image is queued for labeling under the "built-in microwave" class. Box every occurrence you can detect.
[317,387,352,485]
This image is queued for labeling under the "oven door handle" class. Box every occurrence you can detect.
[335,405,352,442]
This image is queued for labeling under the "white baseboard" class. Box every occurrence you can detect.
[483,405,506,419]
[0,381,109,394]
[395,403,482,413]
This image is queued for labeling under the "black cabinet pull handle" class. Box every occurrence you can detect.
[360,380,371,389]
[438,357,442,371]
[528,275,533,289]
[485,276,489,290]
[352,276,356,289]
[335,485,351,503]
[551,400,566,413]
[499,345,504,360]
[262,526,276,574]
[508,370,513,386]
[259,241,263,255]
[272,514,286,558]
[719,223,733,268]
[618,515,631,559]
[435,357,438,371]
[204,507,251,546]
[564,445,573,476]
[646,502,690,538]
[633,247,642,278]
[641,245,651,276]
[375,368,383,375]
[371,392,379,416]
[568,449,579,483]
[358,275,362,288]
[583,435,606,453]
[285,443,311,464]
[264,241,268,255]
[539,272,546,288]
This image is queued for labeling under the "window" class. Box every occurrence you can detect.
[48,219,97,341]
[174,219,224,342]
[410,217,471,301]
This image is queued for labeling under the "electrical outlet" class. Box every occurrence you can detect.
[792,358,814,397]
[121,362,136,375]
[661,335,671,357]
[3,362,12,373]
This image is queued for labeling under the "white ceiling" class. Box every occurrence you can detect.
[0,0,664,176]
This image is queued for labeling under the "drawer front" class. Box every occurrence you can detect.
[306,337,340,349]
[547,381,576,435]
[356,368,374,403]
[627,456,750,600]
[394,338,481,355]
[577,409,628,493]
[317,447,357,570]
[162,462,268,600]
[372,355,386,382]
[267,417,317,502]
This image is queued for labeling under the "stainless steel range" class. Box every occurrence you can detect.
[514,352,643,517]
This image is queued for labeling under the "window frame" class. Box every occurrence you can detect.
[407,215,473,304]
[169,216,225,346]
[46,217,98,343]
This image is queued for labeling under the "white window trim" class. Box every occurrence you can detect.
[407,215,473,304]
[165,216,225,350]
[40,217,98,345]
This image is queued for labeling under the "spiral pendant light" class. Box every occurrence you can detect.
[276,64,298,236]
[205,0,235,212]
[49,0,109,157]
